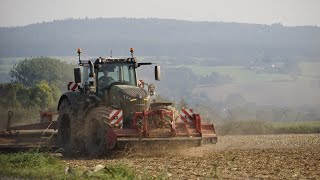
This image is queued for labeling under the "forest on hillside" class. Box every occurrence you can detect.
[0,18,319,60]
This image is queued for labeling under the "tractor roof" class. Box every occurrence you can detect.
[80,57,137,65]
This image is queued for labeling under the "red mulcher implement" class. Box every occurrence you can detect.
[0,49,217,156]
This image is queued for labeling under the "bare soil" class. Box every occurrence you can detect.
[66,134,320,179]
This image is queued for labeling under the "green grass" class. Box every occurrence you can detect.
[218,120,273,135]
[272,121,320,134]
[0,152,67,179]
[173,65,292,83]
[0,152,144,179]
[208,66,291,83]
[1,57,318,84]
[88,164,139,180]
[218,120,320,135]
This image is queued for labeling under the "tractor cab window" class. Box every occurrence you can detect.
[97,63,137,90]
[122,65,136,86]
[103,65,119,81]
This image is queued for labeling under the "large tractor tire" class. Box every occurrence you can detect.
[84,106,117,157]
[57,99,84,156]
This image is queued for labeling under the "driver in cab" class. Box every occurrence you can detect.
[98,65,116,91]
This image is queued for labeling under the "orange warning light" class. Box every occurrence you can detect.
[77,48,81,54]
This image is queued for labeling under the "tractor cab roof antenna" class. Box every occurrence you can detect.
[110,49,112,58]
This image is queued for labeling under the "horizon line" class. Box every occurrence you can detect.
[1,17,319,28]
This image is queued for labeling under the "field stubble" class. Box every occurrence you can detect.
[67,134,320,179]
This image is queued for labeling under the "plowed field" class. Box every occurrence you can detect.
[66,134,320,179]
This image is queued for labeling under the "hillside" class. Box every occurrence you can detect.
[0,18,320,62]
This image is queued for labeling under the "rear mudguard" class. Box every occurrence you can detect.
[57,91,84,111]
[57,92,103,121]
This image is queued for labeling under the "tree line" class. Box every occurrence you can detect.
[0,57,74,111]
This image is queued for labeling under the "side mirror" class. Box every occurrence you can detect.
[155,65,161,81]
[148,84,156,96]
[74,68,81,83]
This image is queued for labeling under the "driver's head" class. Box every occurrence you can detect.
[102,65,115,76]
[103,68,109,76]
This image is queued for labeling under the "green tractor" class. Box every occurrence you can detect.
[56,48,217,156]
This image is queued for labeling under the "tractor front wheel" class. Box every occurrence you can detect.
[57,99,84,156]
[84,106,117,157]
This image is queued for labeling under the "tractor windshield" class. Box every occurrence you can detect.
[98,63,137,87]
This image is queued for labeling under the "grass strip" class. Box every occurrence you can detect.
[0,152,144,179]
[218,120,320,135]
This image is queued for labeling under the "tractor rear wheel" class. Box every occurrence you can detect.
[84,106,117,157]
[57,99,84,156]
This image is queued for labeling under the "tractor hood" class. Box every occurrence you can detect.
[111,85,148,99]
[109,85,150,120]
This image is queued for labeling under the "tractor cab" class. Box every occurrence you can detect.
[96,61,138,97]
[73,49,161,122]
[74,48,160,96]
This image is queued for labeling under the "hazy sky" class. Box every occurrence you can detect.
[0,0,319,27]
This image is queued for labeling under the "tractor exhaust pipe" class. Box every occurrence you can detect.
[88,60,96,93]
